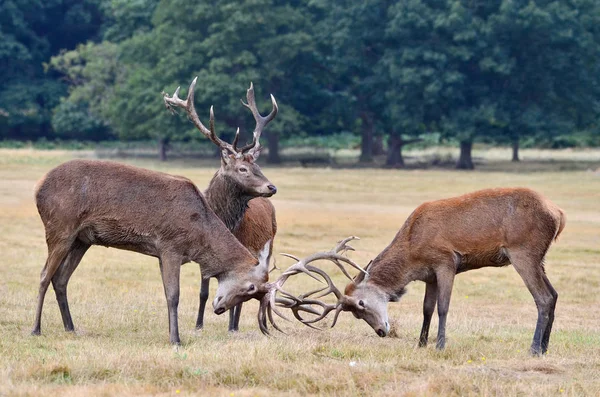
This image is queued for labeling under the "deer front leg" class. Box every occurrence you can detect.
[196,277,210,330]
[159,255,182,345]
[435,267,456,350]
[418,281,438,347]
[229,303,243,332]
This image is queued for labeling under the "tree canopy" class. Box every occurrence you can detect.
[1,0,599,166]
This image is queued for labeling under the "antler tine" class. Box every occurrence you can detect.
[258,295,271,336]
[334,236,360,254]
[239,82,278,156]
[163,77,240,157]
[280,253,300,262]
[232,127,240,151]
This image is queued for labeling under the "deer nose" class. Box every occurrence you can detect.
[267,184,277,194]
[214,307,226,315]
[376,329,386,337]
[213,296,226,315]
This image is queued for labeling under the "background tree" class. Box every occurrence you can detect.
[2,0,600,168]
[488,0,600,161]
[0,0,104,140]
[314,0,393,163]
[99,0,319,161]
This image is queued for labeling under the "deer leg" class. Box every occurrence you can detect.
[419,281,438,347]
[228,308,235,331]
[509,249,555,356]
[32,241,71,335]
[159,255,182,345]
[51,240,90,332]
[541,273,558,354]
[435,267,456,350]
[196,277,210,330]
[229,303,243,332]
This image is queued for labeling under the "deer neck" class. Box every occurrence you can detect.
[204,172,252,233]
[188,211,257,278]
[366,241,414,297]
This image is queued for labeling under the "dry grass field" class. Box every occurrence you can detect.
[1,148,599,396]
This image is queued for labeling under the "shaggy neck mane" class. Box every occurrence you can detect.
[204,171,252,233]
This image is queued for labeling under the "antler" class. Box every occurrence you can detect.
[163,77,241,157]
[257,236,367,335]
[239,82,278,158]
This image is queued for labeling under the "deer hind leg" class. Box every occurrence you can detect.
[159,254,182,345]
[229,303,242,332]
[509,249,556,356]
[51,239,90,332]
[418,281,438,347]
[196,276,210,330]
[435,265,456,350]
[541,273,558,354]
[32,239,72,335]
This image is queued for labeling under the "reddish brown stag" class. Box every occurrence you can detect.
[163,78,277,331]
[262,188,565,356]
[32,159,268,345]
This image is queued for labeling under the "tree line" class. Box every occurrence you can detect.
[1,0,599,168]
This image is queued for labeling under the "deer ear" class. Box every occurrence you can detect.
[388,287,406,302]
[256,239,271,272]
[250,145,262,162]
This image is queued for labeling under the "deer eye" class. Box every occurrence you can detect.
[247,284,256,293]
[238,167,248,173]
[358,300,365,308]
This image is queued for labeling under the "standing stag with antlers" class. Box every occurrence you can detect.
[260,188,565,356]
[163,78,278,331]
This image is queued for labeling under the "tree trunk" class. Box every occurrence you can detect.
[359,112,374,163]
[372,135,385,156]
[266,132,281,164]
[456,140,474,170]
[512,137,520,162]
[386,136,423,168]
[385,135,405,168]
[158,138,168,161]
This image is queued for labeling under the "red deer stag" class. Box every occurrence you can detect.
[260,188,565,356]
[163,78,277,332]
[32,159,269,345]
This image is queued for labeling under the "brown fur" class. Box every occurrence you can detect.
[198,162,277,331]
[346,187,565,354]
[32,159,259,344]
[162,78,279,332]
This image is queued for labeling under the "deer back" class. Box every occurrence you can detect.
[35,159,257,276]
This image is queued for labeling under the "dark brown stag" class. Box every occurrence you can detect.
[32,160,267,344]
[163,78,277,331]
[262,188,565,356]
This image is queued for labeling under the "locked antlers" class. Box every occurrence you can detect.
[257,236,368,335]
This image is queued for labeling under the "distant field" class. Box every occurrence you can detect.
[1,148,599,396]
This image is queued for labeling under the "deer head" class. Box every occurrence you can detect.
[339,266,398,337]
[163,78,278,198]
[212,239,272,315]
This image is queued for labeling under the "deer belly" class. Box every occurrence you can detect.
[454,248,510,273]
[77,221,157,255]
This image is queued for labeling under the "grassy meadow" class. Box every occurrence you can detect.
[1,148,599,396]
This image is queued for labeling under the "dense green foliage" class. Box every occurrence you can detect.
[1,0,599,166]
